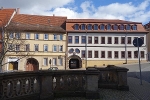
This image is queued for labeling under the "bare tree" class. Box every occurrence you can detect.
[0,22,30,71]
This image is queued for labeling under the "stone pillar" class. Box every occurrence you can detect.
[86,67,99,99]
[39,71,54,100]
[117,67,129,91]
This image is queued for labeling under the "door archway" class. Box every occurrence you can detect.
[26,58,39,71]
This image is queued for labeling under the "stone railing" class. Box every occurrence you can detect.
[0,66,129,100]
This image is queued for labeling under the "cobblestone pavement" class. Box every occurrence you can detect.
[54,77,150,100]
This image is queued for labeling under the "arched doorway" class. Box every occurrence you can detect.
[68,55,82,69]
[26,58,39,71]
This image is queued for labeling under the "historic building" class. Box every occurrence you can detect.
[3,13,67,71]
[66,19,148,69]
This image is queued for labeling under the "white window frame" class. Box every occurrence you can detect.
[52,58,57,66]
[43,58,48,66]
[53,45,57,52]
[34,44,39,51]
[53,34,57,40]
[26,33,30,39]
[44,34,48,40]
[58,58,63,66]
[60,34,63,40]
[35,34,39,40]
[44,44,48,52]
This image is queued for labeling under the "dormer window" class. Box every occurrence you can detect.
[74,24,79,30]
[100,24,105,30]
[132,24,137,30]
[93,24,98,30]
[87,24,92,30]
[107,24,111,30]
[113,24,118,30]
[81,24,86,30]
[126,24,131,30]
[120,24,124,30]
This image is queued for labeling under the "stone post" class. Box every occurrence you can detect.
[86,67,99,99]
[39,71,54,100]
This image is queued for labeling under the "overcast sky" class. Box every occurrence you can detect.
[0,0,150,24]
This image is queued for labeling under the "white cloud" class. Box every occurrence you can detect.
[0,0,150,24]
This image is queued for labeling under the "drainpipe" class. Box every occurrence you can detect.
[85,31,87,68]
[125,32,127,64]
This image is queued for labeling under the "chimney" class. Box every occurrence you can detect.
[16,8,20,14]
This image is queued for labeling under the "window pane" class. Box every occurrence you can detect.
[75,36,79,43]
[44,45,48,51]
[35,34,39,39]
[101,51,105,58]
[26,33,30,39]
[58,58,63,65]
[81,24,85,30]
[94,24,98,30]
[44,34,48,40]
[82,36,86,43]
[68,36,72,43]
[88,51,92,58]
[74,24,79,30]
[81,50,86,58]
[60,34,63,40]
[53,45,57,52]
[88,37,92,44]
[53,58,57,65]
[43,58,48,66]
[94,51,98,58]
[59,45,63,52]
[87,24,92,30]
[34,44,39,51]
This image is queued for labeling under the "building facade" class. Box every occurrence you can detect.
[66,19,148,69]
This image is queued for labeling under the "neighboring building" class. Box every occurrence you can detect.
[3,14,67,71]
[66,19,148,69]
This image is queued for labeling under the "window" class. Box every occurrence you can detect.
[100,24,105,30]
[68,36,72,43]
[43,58,48,66]
[114,37,118,44]
[126,24,131,30]
[75,48,80,53]
[35,34,39,40]
[87,24,92,30]
[113,24,118,30]
[81,36,86,43]
[74,24,79,30]
[16,45,20,51]
[44,34,48,40]
[134,51,138,58]
[53,45,57,52]
[60,34,63,40]
[81,50,86,58]
[141,51,144,58]
[34,44,39,51]
[69,48,74,53]
[59,45,63,52]
[132,25,137,30]
[128,51,132,58]
[15,33,20,39]
[101,37,105,44]
[88,51,92,58]
[127,37,131,44]
[121,37,125,44]
[108,37,112,44]
[75,36,79,43]
[94,37,98,44]
[8,44,14,50]
[94,51,99,58]
[53,34,57,40]
[52,58,57,66]
[81,24,86,30]
[101,51,105,58]
[93,24,98,30]
[108,51,112,58]
[25,44,30,51]
[120,25,124,30]
[114,51,118,58]
[9,33,13,39]
[88,36,92,44]
[121,51,125,58]
[140,37,144,44]
[44,44,48,52]
[26,33,30,39]
[107,24,111,30]
[58,58,63,65]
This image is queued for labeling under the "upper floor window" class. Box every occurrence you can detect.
[114,51,118,58]
[113,24,118,30]
[100,24,105,30]
[126,24,131,30]
[25,44,30,51]
[59,45,63,52]
[44,44,48,52]
[132,25,137,30]
[108,37,112,44]
[88,50,92,58]
[26,33,30,39]
[121,51,125,58]
[134,51,138,58]
[141,51,145,58]
[81,36,86,43]
[43,58,48,66]
[101,37,105,44]
[93,24,98,30]
[68,36,72,43]
[81,24,86,30]
[16,45,20,51]
[53,45,57,52]
[94,51,99,58]
[15,33,20,39]
[9,33,14,39]
[75,36,79,43]
[69,48,74,53]
[101,51,105,58]
[108,51,112,58]
[8,44,14,51]
[53,58,57,66]
[94,37,98,44]
[75,48,80,53]
[128,51,132,58]
[127,37,131,44]
[35,34,39,40]
[107,24,111,30]
[34,44,39,51]
[114,37,118,44]
[81,50,86,58]
[74,24,79,30]
[53,34,57,40]
[87,24,92,30]
[60,34,63,40]
[58,58,63,66]
[121,37,125,44]
[119,24,124,30]
[44,34,48,40]
[88,36,92,44]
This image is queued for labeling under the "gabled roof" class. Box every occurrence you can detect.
[0,8,16,27]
